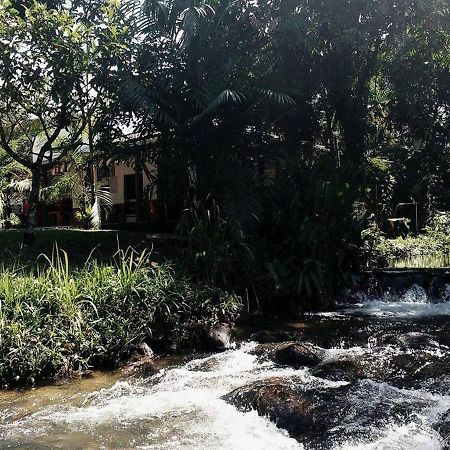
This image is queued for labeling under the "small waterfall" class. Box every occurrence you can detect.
[342,269,450,317]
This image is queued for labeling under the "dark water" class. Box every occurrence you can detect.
[1,286,449,449]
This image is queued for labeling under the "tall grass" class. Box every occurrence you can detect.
[0,247,241,387]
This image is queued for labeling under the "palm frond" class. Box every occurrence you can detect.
[40,174,77,204]
[90,186,113,230]
[191,89,246,122]
[120,78,179,127]
[9,178,32,194]
[142,0,169,25]
[0,193,5,225]
[222,181,262,235]
[256,88,296,105]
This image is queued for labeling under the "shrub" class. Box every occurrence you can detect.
[371,211,450,266]
[0,248,241,387]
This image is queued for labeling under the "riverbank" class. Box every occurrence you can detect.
[0,247,240,388]
[1,293,450,448]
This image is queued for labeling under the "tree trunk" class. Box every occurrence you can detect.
[23,168,41,246]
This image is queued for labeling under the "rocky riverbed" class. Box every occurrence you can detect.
[1,285,449,449]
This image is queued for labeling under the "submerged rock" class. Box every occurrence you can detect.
[206,322,232,350]
[253,342,322,367]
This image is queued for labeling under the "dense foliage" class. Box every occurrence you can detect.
[119,0,449,308]
[0,0,449,309]
[370,211,450,267]
[0,248,240,386]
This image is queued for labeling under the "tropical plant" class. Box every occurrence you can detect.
[40,150,113,229]
[120,0,293,225]
[178,196,257,293]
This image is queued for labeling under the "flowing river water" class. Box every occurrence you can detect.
[1,284,450,449]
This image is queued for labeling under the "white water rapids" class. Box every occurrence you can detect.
[1,285,450,449]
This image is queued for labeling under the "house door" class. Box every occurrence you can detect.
[124,174,137,223]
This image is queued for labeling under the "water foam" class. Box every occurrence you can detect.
[337,421,444,450]
[341,300,450,317]
[336,283,450,318]
[1,343,309,449]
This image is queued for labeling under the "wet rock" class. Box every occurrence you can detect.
[312,357,365,382]
[376,332,437,350]
[206,323,232,350]
[275,342,322,367]
[120,342,157,377]
[120,355,157,377]
[436,410,450,447]
[312,346,450,388]
[385,352,450,386]
[137,342,154,358]
[222,378,315,434]
[223,378,357,442]
[253,342,322,367]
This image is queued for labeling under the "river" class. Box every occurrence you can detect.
[1,285,449,449]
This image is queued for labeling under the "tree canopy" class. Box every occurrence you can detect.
[0,0,448,306]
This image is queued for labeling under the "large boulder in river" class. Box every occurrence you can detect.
[223,377,437,446]
[222,378,316,435]
[253,342,322,368]
[206,323,232,350]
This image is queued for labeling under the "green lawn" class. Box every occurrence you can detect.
[0,228,180,267]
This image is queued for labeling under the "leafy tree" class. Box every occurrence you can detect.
[0,0,130,243]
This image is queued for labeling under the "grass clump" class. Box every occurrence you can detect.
[0,248,241,387]
[377,233,450,262]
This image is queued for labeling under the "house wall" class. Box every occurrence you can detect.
[107,162,157,205]
[36,159,159,227]
[105,160,159,224]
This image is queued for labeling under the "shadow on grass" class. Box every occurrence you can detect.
[0,227,181,268]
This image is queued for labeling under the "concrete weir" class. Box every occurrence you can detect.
[348,268,450,303]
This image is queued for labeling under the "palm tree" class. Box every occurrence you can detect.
[120,0,294,231]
